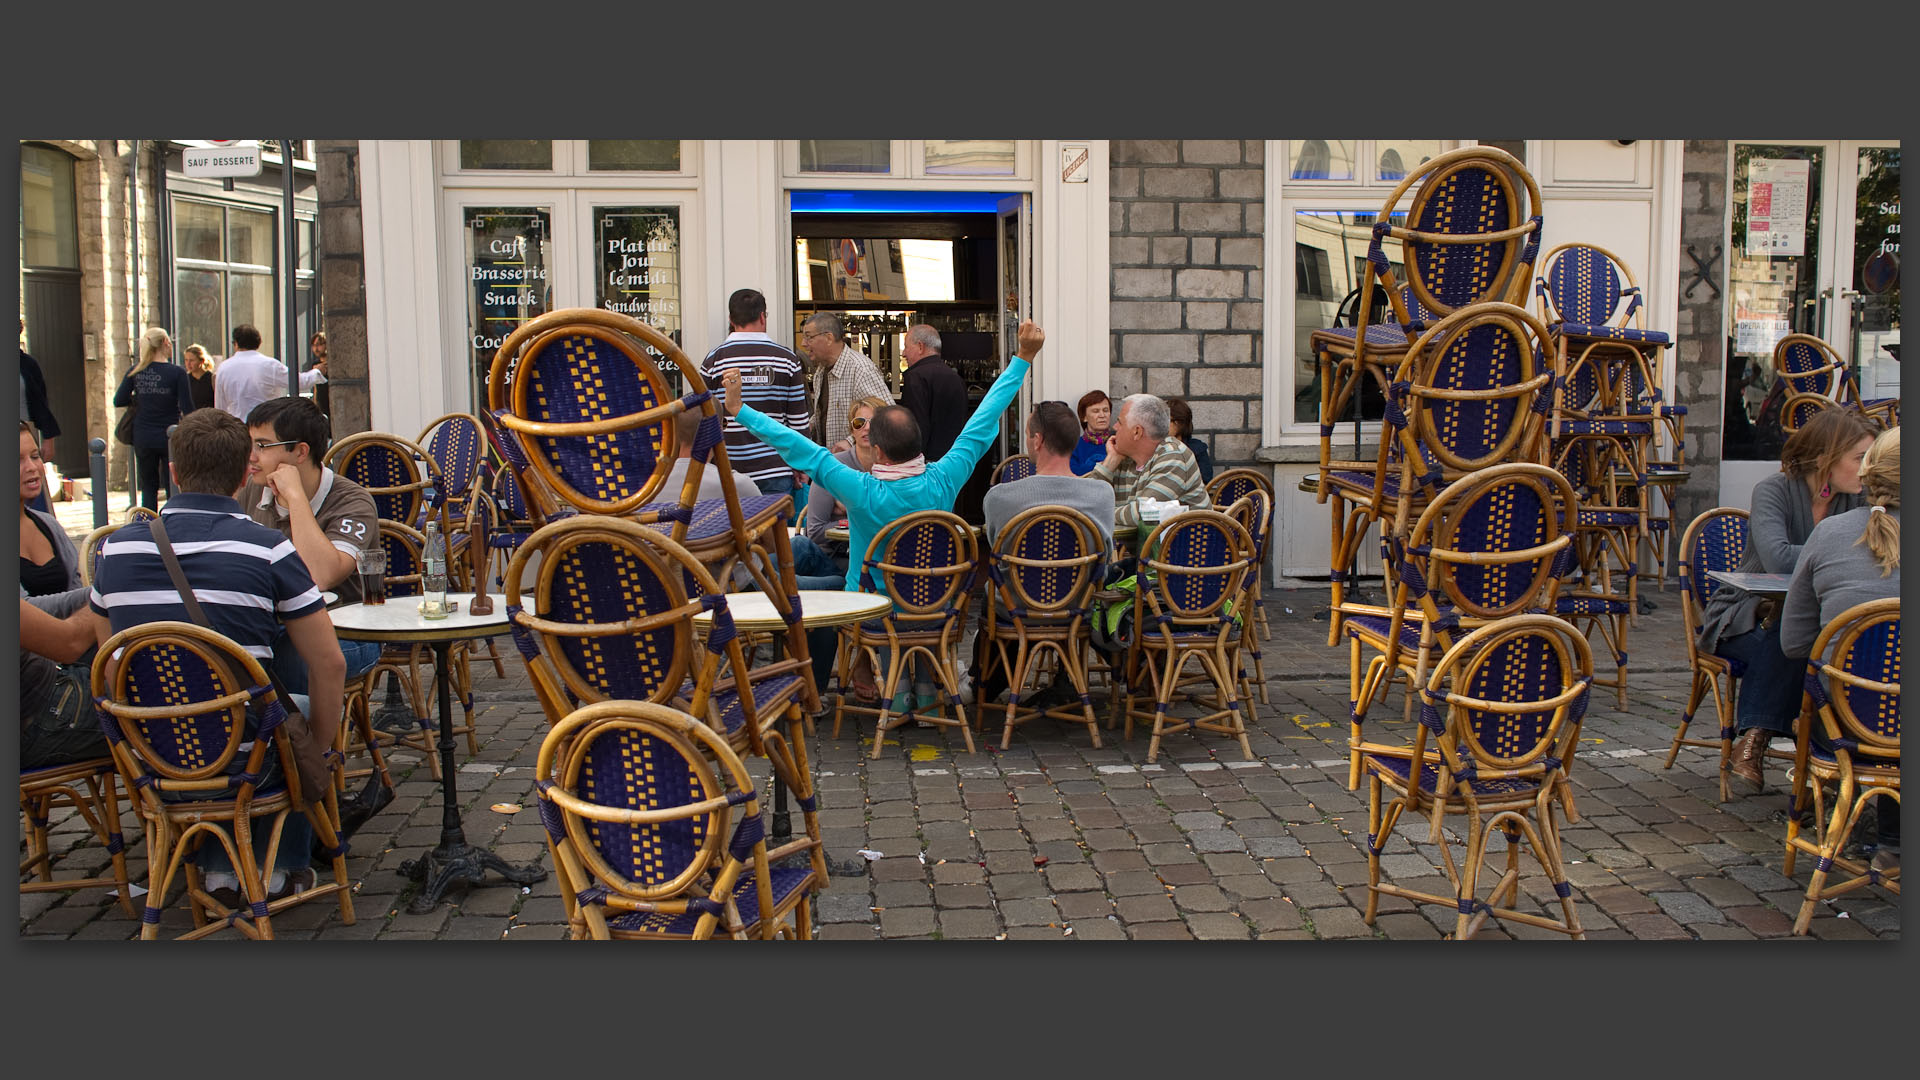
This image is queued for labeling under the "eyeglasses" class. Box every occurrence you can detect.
[252,439,298,452]
[849,417,870,430]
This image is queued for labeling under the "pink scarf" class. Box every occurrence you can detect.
[871,455,928,482]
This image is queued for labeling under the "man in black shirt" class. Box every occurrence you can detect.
[899,324,969,462]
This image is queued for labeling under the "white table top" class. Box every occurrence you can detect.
[1706,571,1792,596]
[692,589,892,631]
[329,593,510,642]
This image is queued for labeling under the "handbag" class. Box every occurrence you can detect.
[146,513,339,809]
[114,380,135,444]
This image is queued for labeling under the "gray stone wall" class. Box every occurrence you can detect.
[315,141,370,436]
[1108,140,1265,467]
[1671,140,1728,556]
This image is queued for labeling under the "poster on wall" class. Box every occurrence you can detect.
[1746,158,1810,257]
[595,207,682,383]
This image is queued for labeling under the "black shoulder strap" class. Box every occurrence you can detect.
[147,512,303,708]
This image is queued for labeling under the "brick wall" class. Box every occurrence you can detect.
[1670,140,1728,554]
[1108,140,1265,466]
[315,140,370,436]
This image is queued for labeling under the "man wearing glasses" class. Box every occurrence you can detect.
[799,312,894,452]
[242,396,382,692]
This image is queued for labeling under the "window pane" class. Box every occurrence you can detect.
[1376,140,1444,181]
[227,207,277,267]
[459,140,553,170]
[229,272,277,356]
[587,140,681,171]
[20,145,78,268]
[298,218,315,271]
[898,239,956,300]
[1290,210,1406,426]
[923,140,1016,176]
[176,269,225,361]
[1287,140,1354,181]
[1477,139,1527,165]
[1854,146,1900,409]
[797,140,890,174]
[594,206,683,388]
[1726,144,1825,461]
[175,200,224,262]
[465,207,553,410]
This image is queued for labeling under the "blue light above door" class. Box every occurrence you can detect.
[790,190,1015,214]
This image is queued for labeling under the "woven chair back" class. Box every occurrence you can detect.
[538,702,759,902]
[1411,463,1576,621]
[1538,243,1644,329]
[988,506,1104,622]
[419,413,488,504]
[1139,510,1254,626]
[1780,392,1836,434]
[490,464,537,530]
[486,308,732,522]
[1395,302,1551,474]
[505,516,720,708]
[1222,489,1273,567]
[1677,507,1750,615]
[326,432,442,533]
[861,510,979,628]
[1773,333,1845,399]
[1807,598,1900,759]
[90,621,280,788]
[1390,147,1542,320]
[1207,468,1273,515]
[81,523,121,588]
[378,520,426,598]
[993,455,1036,486]
[1424,614,1594,776]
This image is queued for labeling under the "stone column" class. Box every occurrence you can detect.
[1672,140,1728,549]
[315,140,370,436]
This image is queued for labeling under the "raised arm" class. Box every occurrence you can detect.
[723,371,871,508]
[931,320,1044,486]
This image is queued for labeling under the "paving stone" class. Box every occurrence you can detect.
[1246,836,1308,859]
[816,891,877,923]
[1282,881,1351,909]
[1305,905,1375,939]
[990,873,1051,900]
[1171,884,1233,912]
[1186,912,1252,939]
[1044,864,1102,893]
[1128,921,1195,940]
[1067,918,1129,940]
[1056,892,1115,921]
[1116,894,1180,923]
[878,907,937,938]
[1188,830,1247,854]
[1615,912,1691,940]
[997,898,1060,927]
[939,909,1001,939]
[932,883,991,909]
[1263,857,1323,884]
[1155,862,1214,886]
[1102,870,1165,897]
[1686,877,1762,909]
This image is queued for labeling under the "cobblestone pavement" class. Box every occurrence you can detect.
[20,580,1899,941]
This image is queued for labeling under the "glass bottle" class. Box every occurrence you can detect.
[421,521,449,619]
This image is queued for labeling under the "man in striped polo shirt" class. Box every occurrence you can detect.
[698,288,811,499]
[1091,392,1213,533]
[90,407,346,899]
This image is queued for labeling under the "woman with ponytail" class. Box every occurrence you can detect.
[1698,407,1878,790]
[112,326,195,509]
[1781,425,1900,872]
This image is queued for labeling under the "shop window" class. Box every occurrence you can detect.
[1375,140,1443,182]
[923,140,1016,176]
[1287,140,1351,181]
[797,140,892,174]
[459,140,554,170]
[587,140,682,172]
[20,144,79,269]
[173,197,278,358]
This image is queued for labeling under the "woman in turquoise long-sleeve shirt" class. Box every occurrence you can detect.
[724,322,1044,594]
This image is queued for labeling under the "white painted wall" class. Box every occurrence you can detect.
[360,140,448,438]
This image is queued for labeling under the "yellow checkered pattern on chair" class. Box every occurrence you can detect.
[1465,640,1538,760]
[130,645,214,769]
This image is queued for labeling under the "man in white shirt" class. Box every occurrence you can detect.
[214,324,326,421]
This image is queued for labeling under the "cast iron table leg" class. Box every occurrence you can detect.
[398,639,546,913]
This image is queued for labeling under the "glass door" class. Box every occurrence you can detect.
[448,194,564,415]
[1835,143,1900,410]
[578,194,700,395]
[997,192,1032,463]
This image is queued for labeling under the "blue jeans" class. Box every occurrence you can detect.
[758,473,798,524]
[1715,624,1803,737]
[789,534,847,591]
[159,696,314,874]
[272,635,381,697]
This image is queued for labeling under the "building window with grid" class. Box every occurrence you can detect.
[173,198,280,358]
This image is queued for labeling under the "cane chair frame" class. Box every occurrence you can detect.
[91,621,355,940]
[1362,614,1594,940]
[1118,510,1257,764]
[324,431,449,538]
[1548,434,1645,709]
[978,506,1108,751]
[1208,468,1276,642]
[1667,507,1750,804]
[20,758,135,916]
[1779,391,1837,435]
[1219,491,1273,708]
[1341,463,1578,790]
[1772,333,1900,428]
[1784,598,1900,933]
[834,510,981,759]
[535,700,817,940]
[992,454,1037,486]
[417,412,490,528]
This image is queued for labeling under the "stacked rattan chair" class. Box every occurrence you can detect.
[536,700,817,940]
[834,510,981,758]
[978,506,1108,751]
[92,621,355,939]
[1313,146,1545,639]
[1773,333,1899,430]
[1361,614,1594,940]
[1784,597,1900,933]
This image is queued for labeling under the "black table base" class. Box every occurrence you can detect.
[397,639,545,913]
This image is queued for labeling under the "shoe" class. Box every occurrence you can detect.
[1730,728,1767,792]
[1870,848,1899,877]
[269,867,315,902]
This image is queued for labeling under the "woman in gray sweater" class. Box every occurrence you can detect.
[1696,408,1877,790]
[1779,425,1899,871]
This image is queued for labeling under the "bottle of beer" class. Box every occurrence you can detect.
[422,521,449,618]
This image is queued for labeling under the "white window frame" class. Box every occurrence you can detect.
[171,194,282,356]
[1263,139,1472,447]
[782,140,1033,181]
[439,140,701,181]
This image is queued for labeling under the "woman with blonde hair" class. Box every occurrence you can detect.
[182,343,216,413]
[1697,406,1879,790]
[112,326,196,509]
[1781,425,1900,871]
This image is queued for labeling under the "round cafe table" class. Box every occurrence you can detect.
[824,523,983,546]
[695,589,893,838]
[330,593,546,912]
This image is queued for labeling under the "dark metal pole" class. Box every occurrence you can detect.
[89,438,108,529]
[282,140,300,398]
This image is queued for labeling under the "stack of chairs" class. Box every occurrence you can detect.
[1773,333,1900,432]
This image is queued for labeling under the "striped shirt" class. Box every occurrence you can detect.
[1092,437,1213,531]
[89,492,327,662]
[698,331,810,485]
[813,344,895,448]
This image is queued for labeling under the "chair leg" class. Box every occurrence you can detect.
[1793,774,1855,935]
[1365,773,1383,924]
[870,648,908,760]
[1061,641,1103,750]
[1453,810,1488,940]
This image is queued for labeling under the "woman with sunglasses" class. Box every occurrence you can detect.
[803,394,888,557]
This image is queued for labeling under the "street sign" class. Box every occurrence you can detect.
[183,141,262,178]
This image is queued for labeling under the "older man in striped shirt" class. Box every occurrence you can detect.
[1091,392,1212,532]
[90,407,345,900]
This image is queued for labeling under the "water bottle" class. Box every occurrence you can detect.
[422,521,450,619]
